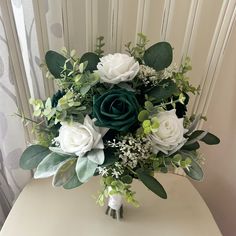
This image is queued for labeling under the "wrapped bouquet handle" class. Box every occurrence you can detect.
[105,192,123,220]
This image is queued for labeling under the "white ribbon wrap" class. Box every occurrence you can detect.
[108,194,123,211]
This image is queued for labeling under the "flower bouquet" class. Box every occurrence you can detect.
[19,34,220,220]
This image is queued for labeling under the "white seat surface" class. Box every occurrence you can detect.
[0,173,222,236]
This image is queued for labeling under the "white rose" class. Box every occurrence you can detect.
[97,53,139,84]
[56,115,108,157]
[148,110,187,154]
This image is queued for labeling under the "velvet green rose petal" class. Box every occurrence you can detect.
[93,89,139,131]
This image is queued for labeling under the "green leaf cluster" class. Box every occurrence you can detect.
[97,176,139,207]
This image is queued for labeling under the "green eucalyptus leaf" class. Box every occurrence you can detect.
[138,110,150,122]
[53,158,77,187]
[144,42,173,71]
[146,79,179,103]
[45,50,72,78]
[34,152,70,178]
[20,145,51,170]
[136,169,167,199]
[184,159,204,181]
[76,157,98,183]
[86,149,105,165]
[188,130,220,145]
[63,173,83,189]
[80,52,100,72]
[182,142,200,151]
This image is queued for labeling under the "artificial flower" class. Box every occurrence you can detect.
[56,115,107,157]
[148,109,187,154]
[93,89,139,131]
[97,53,139,84]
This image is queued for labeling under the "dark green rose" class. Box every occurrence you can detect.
[93,89,139,131]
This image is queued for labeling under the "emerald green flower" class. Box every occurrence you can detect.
[93,89,139,131]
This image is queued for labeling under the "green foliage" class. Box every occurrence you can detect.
[75,156,98,183]
[144,42,173,71]
[125,33,149,62]
[63,173,83,189]
[187,130,220,145]
[97,176,139,207]
[100,148,119,167]
[136,169,167,199]
[34,152,70,178]
[86,149,105,165]
[94,36,105,57]
[146,78,179,104]
[173,57,200,94]
[53,158,77,187]
[138,110,150,122]
[80,52,100,72]
[20,145,51,170]
[45,50,73,78]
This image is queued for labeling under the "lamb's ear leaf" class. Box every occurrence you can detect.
[63,173,83,189]
[20,145,51,170]
[136,169,167,199]
[45,50,73,78]
[144,42,173,71]
[53,158,77,187]
[80,52,100,72]
[34,153,69,178]
[87,149,105,165]
[76,157,98,183]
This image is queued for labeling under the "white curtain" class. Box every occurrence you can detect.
[0,0,33,227]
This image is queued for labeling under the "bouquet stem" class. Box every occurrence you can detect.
[105,194,123,220]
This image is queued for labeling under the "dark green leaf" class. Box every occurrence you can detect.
[146,79,179,103]
[100,148,119,167]
[144,42,173,71]
[182,142,200,151]
[188,130,220,145]
[20,145,51,170]
[136,169,167,199]
[45,50,72,78]
[80,52,100,72]
[121,175,133,184]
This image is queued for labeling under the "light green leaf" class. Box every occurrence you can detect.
[20,145,51,170]
[138,110,150,122]
[76,157,98,183]
[63,173,83,189]
[136,169,167,199]
[34,152,70,179]
[86,149,105,165]
[80,85,91,95]
[53,158,77,187]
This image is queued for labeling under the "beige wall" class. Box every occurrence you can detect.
[32,0,236,235]
[194,19,236,236]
